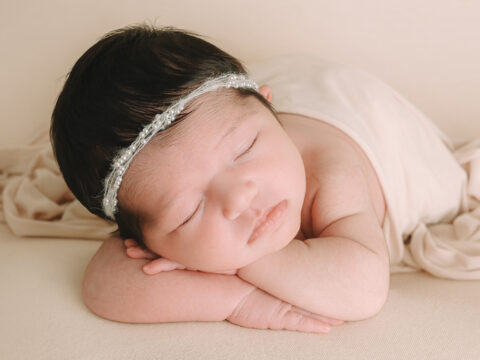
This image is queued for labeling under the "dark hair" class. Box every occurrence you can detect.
[50,24,274,247]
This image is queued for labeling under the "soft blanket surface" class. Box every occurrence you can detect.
[0,130,115,239]
[1,222,479,359]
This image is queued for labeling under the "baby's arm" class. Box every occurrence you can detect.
[238,171,390,321]
[83,237,246,323]
[238,224,389,321]
[83,236,339,332]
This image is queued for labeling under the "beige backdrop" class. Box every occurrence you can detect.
[1,0,479,147]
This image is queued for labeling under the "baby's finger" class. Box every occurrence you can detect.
[317,317,343,326]
[291,307,344,326]
[280,310,331,334]
[143,258,186,275]
[124,238,138,248]
[126,246,157,260]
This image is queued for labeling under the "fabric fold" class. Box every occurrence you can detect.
[405,139,480,279]
[0,130,116,239]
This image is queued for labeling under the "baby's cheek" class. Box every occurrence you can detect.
[193,239,231,268]
[191,239,244,272]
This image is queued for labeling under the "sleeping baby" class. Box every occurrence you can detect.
[50,24,466,333]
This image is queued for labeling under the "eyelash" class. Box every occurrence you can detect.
[179,134,259,228]
[179,200,202,227]
[236,135,258,160]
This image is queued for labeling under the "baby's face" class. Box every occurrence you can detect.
[120,89,306,272]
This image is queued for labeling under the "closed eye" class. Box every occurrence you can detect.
[178,134,258,228]
[235,135,258,160]
[179,200,202,228]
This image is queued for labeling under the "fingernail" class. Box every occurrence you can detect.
[319,325,331,334]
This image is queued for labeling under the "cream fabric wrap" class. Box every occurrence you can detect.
[248,56,480,279]
[1,56,480,279]
[0,131,116,239]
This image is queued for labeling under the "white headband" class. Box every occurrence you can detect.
[102,73,259,219]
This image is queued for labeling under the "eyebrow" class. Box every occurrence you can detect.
[213,116,245,152]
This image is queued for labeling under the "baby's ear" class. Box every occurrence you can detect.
[258,85,272,102]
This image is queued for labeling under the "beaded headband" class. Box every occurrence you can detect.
[102,73,259,219]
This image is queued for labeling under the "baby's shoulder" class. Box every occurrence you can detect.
[279,111,372,179]
[280,113,386,237]
[307,147,385,237]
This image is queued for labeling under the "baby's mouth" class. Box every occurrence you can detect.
[248,200,288,244]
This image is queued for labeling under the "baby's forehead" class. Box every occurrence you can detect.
[149,90,257,148]
[187,88,253,117]
[127,90,258,176]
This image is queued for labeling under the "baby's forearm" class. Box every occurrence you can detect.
[85,238,342,333]
[83,237,255,323]
[237,237,390,321]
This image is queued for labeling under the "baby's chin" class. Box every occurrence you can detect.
[240,226,300,269]
[271,213,303,249]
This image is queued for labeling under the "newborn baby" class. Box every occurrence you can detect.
[52,25,463,333]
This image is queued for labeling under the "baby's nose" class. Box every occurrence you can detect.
[222,180,257,220]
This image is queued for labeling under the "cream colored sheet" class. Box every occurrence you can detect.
[409,140,480,278]
[0,131,115,239]
[1,223,479,359]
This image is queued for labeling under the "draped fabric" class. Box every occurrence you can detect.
[0,131,116,239]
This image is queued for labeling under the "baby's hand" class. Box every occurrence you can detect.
[227,287,344,334]
[124,239,194,275]
[124,238,237,275]
[124,239,158,260]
